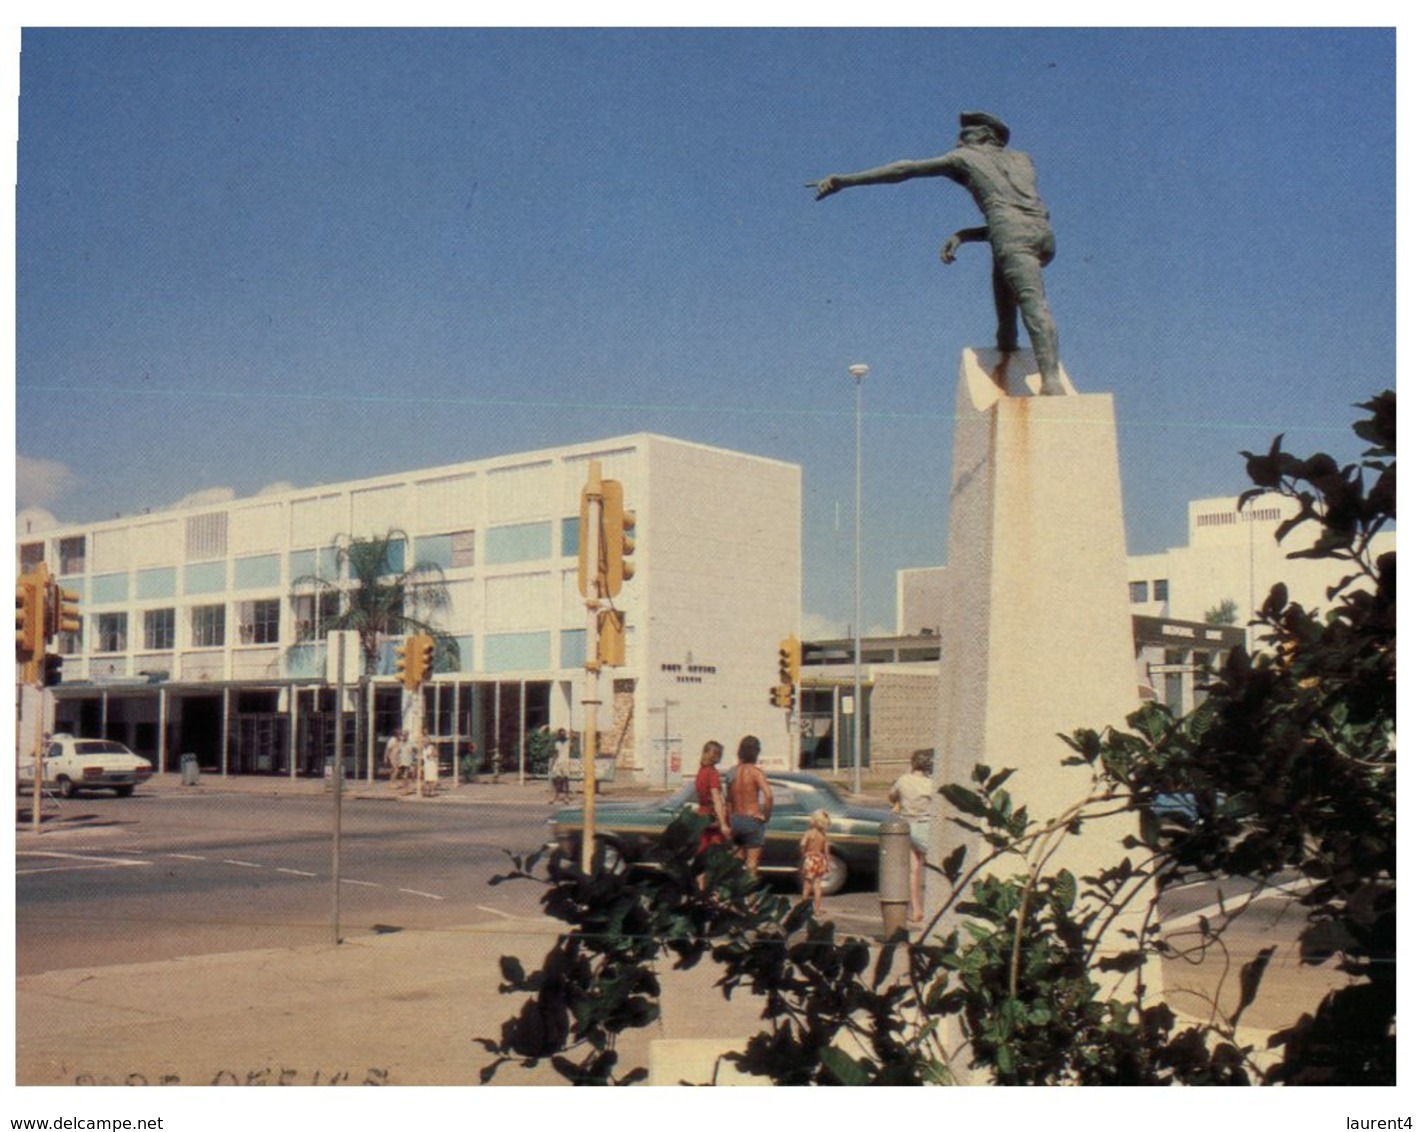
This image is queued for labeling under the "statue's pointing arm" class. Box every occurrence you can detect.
[808,154,958,200]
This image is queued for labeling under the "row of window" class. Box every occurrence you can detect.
[19,521,588,587]
[1129,578,1170,604]
[71,599,284,655]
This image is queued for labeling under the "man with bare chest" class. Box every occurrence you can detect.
[727,735,774,876]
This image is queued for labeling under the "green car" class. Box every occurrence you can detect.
[546,770,896,895]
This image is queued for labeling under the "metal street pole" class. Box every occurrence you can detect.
[850,363,869,795]
[331,631,345,945]
[581,461,604,874]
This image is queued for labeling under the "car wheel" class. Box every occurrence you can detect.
[591,837,628,877]
[56,776,75,799]
[114,785,135,798]
[821,851,849,897]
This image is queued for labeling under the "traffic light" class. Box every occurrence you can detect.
[16,573,43,662]
[599,478,635,597]
[769,684,793,709]
[394,636,416,690]
[46,578,80,643]
[417,634,435,682]
[778,635,801,687]
[597,608,626,667]
[42,653,64,687]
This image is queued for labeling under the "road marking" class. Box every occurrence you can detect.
[167,853,207,861]
[277,867,317,877]
[397,888,444,900]
[341,878,380,888]
[222,859,263,869]
[476,904,517,920]
[17,850,154,876]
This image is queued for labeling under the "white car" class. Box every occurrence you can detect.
[21,735,154,798]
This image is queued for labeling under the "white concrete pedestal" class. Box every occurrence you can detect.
[928,347,1145,923]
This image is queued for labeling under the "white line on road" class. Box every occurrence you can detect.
[222,859,263,869]
[17,850,154,876]
[340,878,380,888]
[475,904,517,920]
[276,867,318,877]
[397,888,444,900]
[167,853,207,861]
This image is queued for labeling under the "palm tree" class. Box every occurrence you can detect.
[290,528,456,676]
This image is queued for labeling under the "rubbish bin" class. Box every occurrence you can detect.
[180,753,200,787]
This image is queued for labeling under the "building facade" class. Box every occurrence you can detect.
[15,434,802,783]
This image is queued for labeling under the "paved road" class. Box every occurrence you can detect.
[15,791,557,974]
[15,789,889,975]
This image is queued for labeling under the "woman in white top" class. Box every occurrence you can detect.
[888,748,935,924]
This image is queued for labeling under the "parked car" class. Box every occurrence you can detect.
[20,735,154,798]
[547,770,897,895]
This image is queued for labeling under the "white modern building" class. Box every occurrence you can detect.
[15,434,802,784]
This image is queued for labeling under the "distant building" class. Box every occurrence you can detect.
[14,434,801,784]
[900,492,1394,649]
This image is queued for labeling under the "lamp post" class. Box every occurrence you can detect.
[849,363,870,795]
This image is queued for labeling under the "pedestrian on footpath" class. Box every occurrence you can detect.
[727,735,773,877]
[420,736,439,797]
[396,732,416,794]
[694,740,730,857]
[799,809,832,918]
[549,730,573,803]
[385,730,408,790]
[888,748,935,924]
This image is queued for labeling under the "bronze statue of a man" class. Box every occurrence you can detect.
[810,111,1066,395]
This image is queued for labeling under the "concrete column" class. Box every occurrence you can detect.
[930,349,1149,974]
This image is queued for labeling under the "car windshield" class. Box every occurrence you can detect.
[73,741,134,756]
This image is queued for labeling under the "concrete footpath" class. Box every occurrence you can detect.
[15,771,775,1087]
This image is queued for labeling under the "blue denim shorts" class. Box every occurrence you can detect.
[729,813,766,849]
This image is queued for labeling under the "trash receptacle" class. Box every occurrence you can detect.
[180,753,200,786]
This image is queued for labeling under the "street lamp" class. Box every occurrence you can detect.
[849,363,870,795]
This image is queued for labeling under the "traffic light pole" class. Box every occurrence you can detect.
[580,462,604,875]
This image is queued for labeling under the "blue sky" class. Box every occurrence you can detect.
[13,27,1397,636]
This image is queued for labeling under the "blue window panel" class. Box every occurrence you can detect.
[234,554,280,590]
[382,541,406,575]
[414,535,453,571]
[451,635,475,673]
[560,517,580,558]
[286,644,322,679]
[135,567,177,600]
[485,522,552,566]
[484,631,550,673]
[290,547,340,582]
[185,561,227,595]
[91,573,130,604]
[560,629,586,670]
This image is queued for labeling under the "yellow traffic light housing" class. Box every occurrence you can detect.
[46,578,80,643]
[16,572,43,662]
[394,636,414,690]
[778,635,801,687]
[600,478,635,597]
[769,684,793,709]
[417,634,435,682]
[597,609,626,667]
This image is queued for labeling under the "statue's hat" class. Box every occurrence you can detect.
[960,110,1010,145]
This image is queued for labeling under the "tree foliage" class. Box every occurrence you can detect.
[289,527,456,677]
[480,393,1394,1085]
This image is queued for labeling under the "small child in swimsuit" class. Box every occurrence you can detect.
[800,809,832,918]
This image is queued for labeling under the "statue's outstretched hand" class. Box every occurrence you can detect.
[940,238,961,265]
[807,176,840,201]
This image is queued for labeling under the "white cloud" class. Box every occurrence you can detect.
[256,481,296,497]
[16,455,78,509]
[801,611,851,641]
[169,486,237,510]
